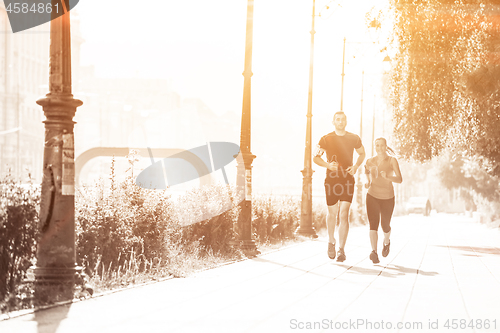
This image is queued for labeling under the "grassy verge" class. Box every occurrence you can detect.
[1,160,329,314]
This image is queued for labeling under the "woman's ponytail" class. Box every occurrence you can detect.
[387,146,396,157]
[375,137,397,157]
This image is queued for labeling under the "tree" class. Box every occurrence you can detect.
[389,0,500,176]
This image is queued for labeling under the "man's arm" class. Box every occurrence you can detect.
[313,155,329,168]
[313,145,337,170]
[346,145,366,175]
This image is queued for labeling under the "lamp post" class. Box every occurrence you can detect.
[295,0,318,238]
[372,94,376,155]
[236,0,259,254]
[382,55,391,136]
[340,37,346,111]
[355,70,365,223]
[344,43,389,224]
[31,3,83,299]
[339,40,372,224]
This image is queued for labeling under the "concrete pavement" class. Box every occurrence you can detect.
[1,213,500,333]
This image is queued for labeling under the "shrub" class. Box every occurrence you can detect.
[312,200,327,232]
[251,195,300,243]
[75,155,177,278]
[177,184,239,255]
[0,177,39,306]
[2,152,322,312]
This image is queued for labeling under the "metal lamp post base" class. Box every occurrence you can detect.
[295,226,319,238]
[28,266,84,301]
[239,239,259,251]
[29,266,82,283]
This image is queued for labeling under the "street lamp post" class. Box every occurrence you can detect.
[356,70,365,223]
[340,37,346,111]
[236,0,259,254]
[372,94,376,156]
[295,0,318,238]
[340,40,386,224]
[339,40,369,224]
[31,4,83,299]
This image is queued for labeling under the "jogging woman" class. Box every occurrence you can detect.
[364,138,403,264]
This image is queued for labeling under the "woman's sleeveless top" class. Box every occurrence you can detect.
[365,156,395,200]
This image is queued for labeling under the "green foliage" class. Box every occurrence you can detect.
[389,0,500,173]
[252,195,299,243]
[251,195,328,243]
[0,177,39,308]
[178,185,239,255]
[312,201,328,232]
[75,154,177,277]
[437,150,500,211]
[1,154,316,313]
[466,67,500,176]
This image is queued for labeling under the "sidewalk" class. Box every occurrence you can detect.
[1,213,500,333]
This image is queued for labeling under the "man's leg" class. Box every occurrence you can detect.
[338,201,351,249]
[327,203,339,245]
[335,201,351,262]
[325,183,340,259]
[338,177,356,251]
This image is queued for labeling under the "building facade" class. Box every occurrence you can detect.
[0,6,86,183]
[0,4,50,183]
[0,6,239,186]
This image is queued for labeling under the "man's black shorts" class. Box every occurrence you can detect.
[324,170,355,206]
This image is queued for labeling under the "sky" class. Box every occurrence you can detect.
[0,0,394,193]
[73,0,393,193]
[75,0,391,122]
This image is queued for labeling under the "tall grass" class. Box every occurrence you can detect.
[1,154,329,313]
[252,195,299,243]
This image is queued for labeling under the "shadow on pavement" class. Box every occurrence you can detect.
[251,257,334,280]
[385,264,438,276]
[34,303,71,333]
[437,245,500,256]
[336,264,438,278]
[250,257,439,281]
[335,264,403,278]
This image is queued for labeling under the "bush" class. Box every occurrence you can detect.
[75,156,177,278]
[177,185,239,255]
[2,153,322,312]
[0,177,39,306]
[252,195,300,243]
[312,200,327,232]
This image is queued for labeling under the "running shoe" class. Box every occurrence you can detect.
[370,250,380,264]
[336,248,346,262]
[382,241,390,257]
[328,243,336,259]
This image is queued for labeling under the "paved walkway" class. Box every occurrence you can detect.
[1,213,500,333]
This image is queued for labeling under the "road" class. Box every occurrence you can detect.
[1,213,499,333]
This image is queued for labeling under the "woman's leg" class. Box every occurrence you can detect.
[366,194,381,252]
[380,197,395,256]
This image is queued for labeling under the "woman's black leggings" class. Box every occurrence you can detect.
[366,193,395,232]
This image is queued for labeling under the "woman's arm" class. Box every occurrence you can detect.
[364,162,372,188]
[381,157,403,183]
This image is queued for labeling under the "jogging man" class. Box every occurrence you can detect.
[313,111,365,261]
